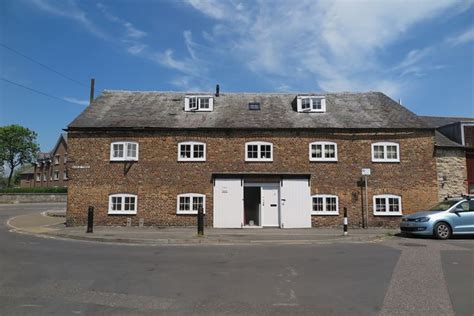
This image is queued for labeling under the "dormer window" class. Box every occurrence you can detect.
[185,96,214,112]
[297,96,326,113]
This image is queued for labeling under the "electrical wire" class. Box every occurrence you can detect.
[0,42,88,88]
[1,77,86,106]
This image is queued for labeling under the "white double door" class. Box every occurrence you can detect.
[261,186,280,227]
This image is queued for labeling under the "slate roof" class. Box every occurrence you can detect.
[68,91,430,130]
[420,116,474,128]
[20,165,35,175]
[434,131,463,148]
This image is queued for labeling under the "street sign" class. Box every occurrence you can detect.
[362,168,371,176]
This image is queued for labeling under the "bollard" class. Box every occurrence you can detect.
[197,206,204,236]
[86,206,94,233]
[343,207,348,236]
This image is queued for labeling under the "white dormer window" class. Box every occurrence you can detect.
[110,141,139,161]
[297,96,326,113]
[185,96,214,112]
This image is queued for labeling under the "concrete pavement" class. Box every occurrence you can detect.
[7,209,397,245]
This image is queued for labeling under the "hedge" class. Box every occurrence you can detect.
[0,187,67,194]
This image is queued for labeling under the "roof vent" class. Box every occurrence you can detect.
[248,102,260,110]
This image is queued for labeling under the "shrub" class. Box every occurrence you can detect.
[0,187,67,194]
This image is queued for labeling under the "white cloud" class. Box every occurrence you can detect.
[447,25,474,46]
[63,97,89,106]
[30,0,108,39]
[127,44,147,55]
[96,3,147,39]
[185,0,469,97]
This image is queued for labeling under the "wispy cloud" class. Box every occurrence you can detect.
[185,0,470,97]
[63,97,89,106]
[30,0,108,39]
[96,3,147,39]
[446,25,474,46]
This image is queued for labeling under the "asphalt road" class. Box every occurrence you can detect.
[0,203,472,315]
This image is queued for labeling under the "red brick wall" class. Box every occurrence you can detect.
[66,129,438,228]
[33,139,68,188]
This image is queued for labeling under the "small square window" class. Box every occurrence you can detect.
[199,98,210,109]
[247,145,259,159]
[248,102,261,110]
[113,144,124,158]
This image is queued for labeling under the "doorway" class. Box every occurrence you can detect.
[244,187,260,226]
[243,183,280,227]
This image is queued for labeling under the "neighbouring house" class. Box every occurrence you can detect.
[20,133,69,188]
[65,89,440,228]
[420,116,474,197]
[19,165,35,188]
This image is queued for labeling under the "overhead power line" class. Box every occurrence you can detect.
[1,77,83,106]
[0,42,88,88]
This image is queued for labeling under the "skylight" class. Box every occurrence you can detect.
[248,102,261,110]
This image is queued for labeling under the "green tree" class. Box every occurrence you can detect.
[0,125,39,187]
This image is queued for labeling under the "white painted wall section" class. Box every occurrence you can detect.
[213,178,244,228]
[280,179,312,228]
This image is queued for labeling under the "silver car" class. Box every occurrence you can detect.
[400,197,474,239]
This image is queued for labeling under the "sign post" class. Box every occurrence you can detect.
[361,168,371,228]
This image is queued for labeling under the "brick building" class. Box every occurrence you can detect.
[65,90,442,228]
[20,133,69,188]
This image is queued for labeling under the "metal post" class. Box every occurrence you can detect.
[89,78,95,104]
[364,176,369,228]
[343,207,348,236]
[197,206,204,236]
[86,206,94,233]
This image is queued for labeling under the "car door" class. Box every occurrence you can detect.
[449,201,474,234]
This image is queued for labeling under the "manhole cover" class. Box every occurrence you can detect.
[399,242,426,247]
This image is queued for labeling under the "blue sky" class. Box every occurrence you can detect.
[1,0,473,151]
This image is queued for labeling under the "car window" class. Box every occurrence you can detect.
[470,201,474,211]
[458,202,470,211]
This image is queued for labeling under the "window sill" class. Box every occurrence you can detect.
[110,159,139,162]
[311,212,339,216]
[177,159,206,162]
[371,159,400,163]
[309,159,338,162]
[176,211,206,215]
[373,213,403,216]
[245,160,273,163]
[108,211,137,215]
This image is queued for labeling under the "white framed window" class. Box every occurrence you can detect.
[373,195,402,216]
[311,195,339,215]
[36,174,41,181]
[43,173,47,181]
[245,141,273,162]
[108,194,138,215]
[371,142,400,162]
[63,155,67,164]
[63,170,68,180]
[297,96,326,113]
[177,193,206,215]
[110,141,139,161]
[309,142,338,161]
[53,171,59,180]
[54,155,60,165]
[178,141,206,161]
[184,96,214,112]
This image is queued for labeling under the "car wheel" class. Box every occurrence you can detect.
[434,222,452,240]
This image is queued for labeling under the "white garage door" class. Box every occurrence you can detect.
[213,178,244,228]
[280,179,312,228]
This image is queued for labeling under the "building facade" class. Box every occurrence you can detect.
[20,133,69,188]
[66,91,439,228]
[421,116,474,197]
